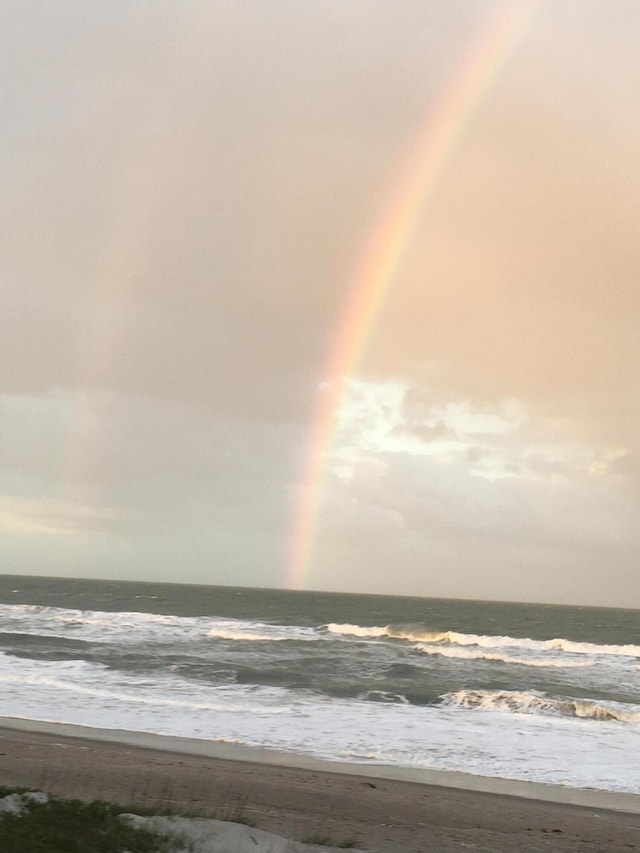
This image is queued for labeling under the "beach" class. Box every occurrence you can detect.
[1,719,639,852]
[2,579,640,850]
[3,579,640,797]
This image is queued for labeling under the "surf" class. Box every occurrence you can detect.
[325,622,640,659]
[442,689,640,723]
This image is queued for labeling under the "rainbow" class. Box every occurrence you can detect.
[288,0,543,590]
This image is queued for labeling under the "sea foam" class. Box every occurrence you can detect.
[442,688,640,723]
[0,604,315,645]
[325,622,640,659]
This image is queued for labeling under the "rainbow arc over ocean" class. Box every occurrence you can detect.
[288,0,542,590]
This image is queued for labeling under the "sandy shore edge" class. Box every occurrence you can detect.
[4,718,640,851]
[2,715,639,815]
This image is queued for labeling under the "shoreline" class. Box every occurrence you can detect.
[2,718,640,851]
[1,716,639,815]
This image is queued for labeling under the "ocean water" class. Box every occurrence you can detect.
[0,575,639,793]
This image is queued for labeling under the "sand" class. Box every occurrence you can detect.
[0,718,639,852]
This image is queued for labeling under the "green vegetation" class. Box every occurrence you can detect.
[0,789,183,853]
[0,785,362,852]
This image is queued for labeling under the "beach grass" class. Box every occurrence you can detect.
[3,725,637,853]
[0,785,360,852]
[0,787,184,853]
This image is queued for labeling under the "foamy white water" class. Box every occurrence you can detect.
[0,603,316,645]
[326,622,640,660]
[1,649,640,792]
[1,582,639,795]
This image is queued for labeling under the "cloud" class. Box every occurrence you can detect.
[301,377,640,602]
[0,389,304,586]
[0,496,122,537]
[0,1,494,419]
[2,2,640,602]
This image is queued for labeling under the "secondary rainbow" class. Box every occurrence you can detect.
[288,0,543,590]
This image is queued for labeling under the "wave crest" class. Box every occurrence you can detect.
[0,604,315,645]
[357,690,409,704]
[324,622,640,660]
[442,689,640,723]
[207,628,289,642]
[413,643,591,668]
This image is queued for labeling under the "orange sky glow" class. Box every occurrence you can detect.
[1,0,639,606]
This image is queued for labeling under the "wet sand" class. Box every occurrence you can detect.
[0,718,639,852]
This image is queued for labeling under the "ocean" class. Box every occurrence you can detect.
[1,575,639,793]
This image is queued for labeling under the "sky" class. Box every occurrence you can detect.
[2,0,639,606]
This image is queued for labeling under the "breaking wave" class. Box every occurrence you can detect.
[325,623,640,659]
[206,629,287,642]
[326,623,393,639]
[205,623,314,642]
[357,690,409,704]
[412,643,591,668]
[442,689,640,723]
[0,604,315,645]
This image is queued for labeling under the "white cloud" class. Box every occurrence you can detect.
[302,378,640,599]
[331,378,626,483]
